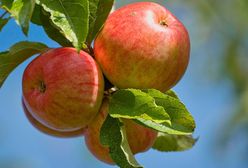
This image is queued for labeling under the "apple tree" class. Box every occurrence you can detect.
[0,1,196,167]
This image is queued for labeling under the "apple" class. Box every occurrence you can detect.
[22,98,85,138]
[94,2,190,92]
[22,48,104,132]
[84,98,158,164]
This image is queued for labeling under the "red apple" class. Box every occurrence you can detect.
[22,48,104,132]
[94,2,190,92]
[84,98,158,164]
[22,98,85,138]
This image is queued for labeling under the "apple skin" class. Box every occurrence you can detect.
[22,98,85,138]
[84,98,158,164]
[22,48,104,132]
[94,2,190,92]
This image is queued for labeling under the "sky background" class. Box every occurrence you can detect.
[0,0,247,168]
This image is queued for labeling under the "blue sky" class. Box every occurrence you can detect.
[0,2,246,168]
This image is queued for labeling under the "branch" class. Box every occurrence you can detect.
[0,11,8,19]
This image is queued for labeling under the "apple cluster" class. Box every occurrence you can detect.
[21,2,190,165]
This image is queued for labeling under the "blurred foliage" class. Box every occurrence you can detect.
[183,0,248,157]
[189,0,248,86]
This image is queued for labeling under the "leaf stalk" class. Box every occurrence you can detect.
[0,11,8,19]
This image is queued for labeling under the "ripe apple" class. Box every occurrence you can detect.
[22,98,85,138]
[84,98,158,164]
[94,2,190,92]
[22,48,104,132]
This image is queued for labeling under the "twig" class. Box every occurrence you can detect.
[0,11,8,19]
[85,42,95,57]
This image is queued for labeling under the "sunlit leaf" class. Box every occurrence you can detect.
[40,8,72,47]
[109,89,171,125]
[39,0,89,50]
[2,0,36,35]
[143,89,195,133]
[109,89,195,135]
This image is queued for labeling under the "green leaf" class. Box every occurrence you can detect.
[100,115,143,168]
[109,89,171,125]
[3,0,36,35]
[0,41,48,88]
[0,17,9,31]
[109,89,195,135]
[86,0,114,44]
[0,0,14,9]
[143,89,196,133]
[40,8,72,47]
[152,132,197,152]
[165,90,179,99]
[29,4,73,46]
[39,0,89,50]
[30,4,42,25]
[134,119,191,135]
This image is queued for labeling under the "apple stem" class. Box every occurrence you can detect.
[159,20,168,27]
[88,46,95,57]
[83,43,95,58]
